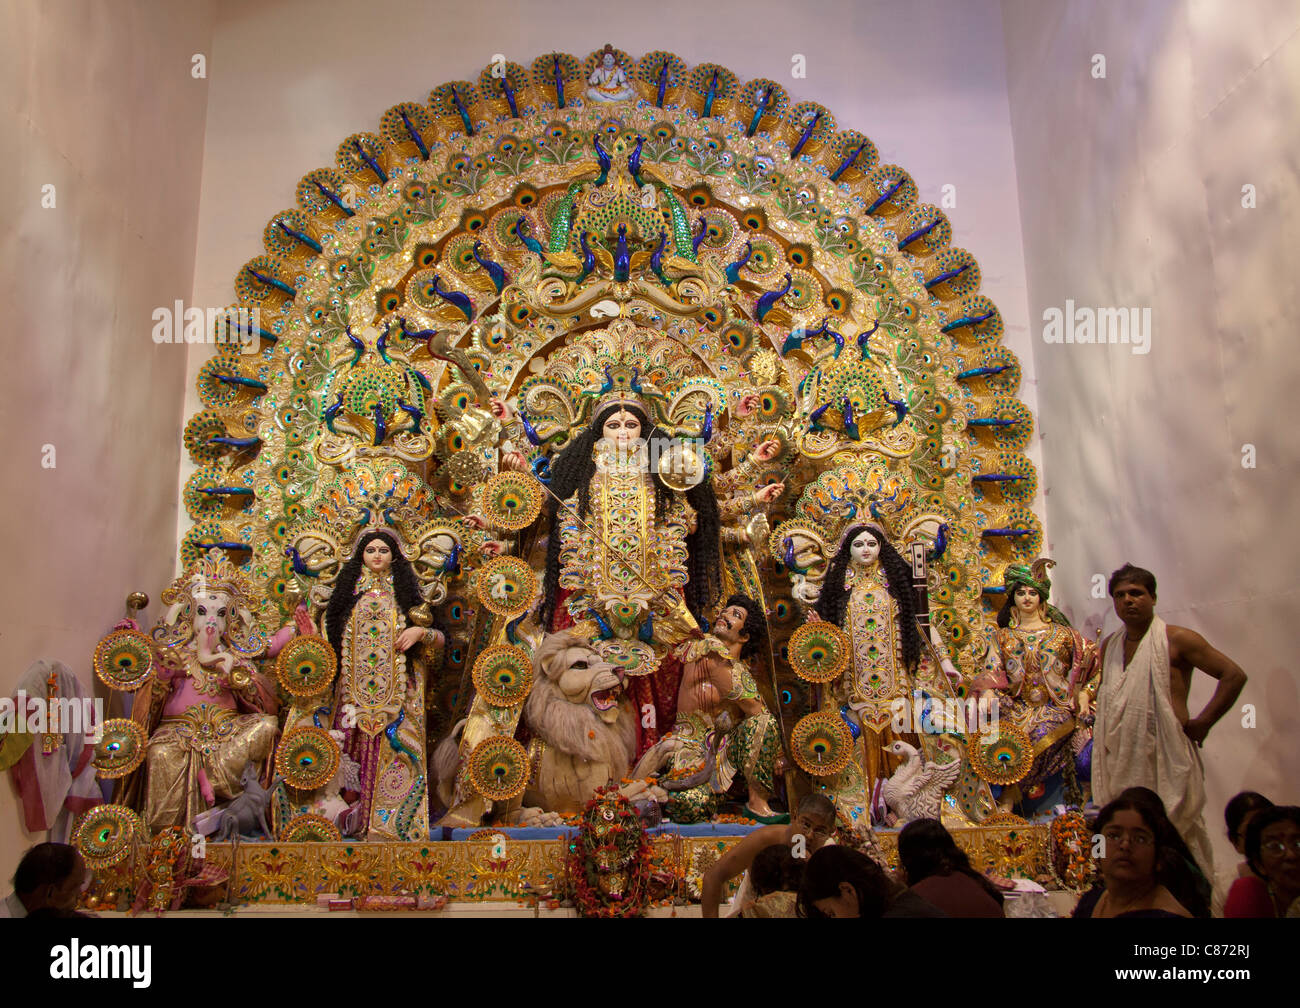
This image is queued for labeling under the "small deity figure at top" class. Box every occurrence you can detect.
[586,44,635,103]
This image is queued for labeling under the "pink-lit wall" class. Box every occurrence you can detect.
[0,0,216,881]
[1002,0,1300,870]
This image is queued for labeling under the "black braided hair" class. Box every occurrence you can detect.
[820,524,921,672]
[684,480,722,621]
[539,402,721,629]
[325,530,424,663]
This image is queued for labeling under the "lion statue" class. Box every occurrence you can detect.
[520,630,636,814]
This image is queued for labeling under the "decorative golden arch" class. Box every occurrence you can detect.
[180,46,1042,695]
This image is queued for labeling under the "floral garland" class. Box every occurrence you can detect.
[1048,810,1094,893]
[568,786,653,918]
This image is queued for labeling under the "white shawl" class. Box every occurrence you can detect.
[1093,616,1213,873]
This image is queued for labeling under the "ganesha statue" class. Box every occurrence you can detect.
[127,550,280,834]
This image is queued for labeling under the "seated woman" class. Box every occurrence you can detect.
[1213,791,1273,917]
[1224,805,1300,918]
[897,818,1004,918]
[796,846,945,918]
[1073,794,1193,918]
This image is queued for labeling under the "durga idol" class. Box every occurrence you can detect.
[538,391,723,751]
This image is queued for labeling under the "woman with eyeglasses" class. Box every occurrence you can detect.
[1072,795,1193,918]
[1224,805,1300,917]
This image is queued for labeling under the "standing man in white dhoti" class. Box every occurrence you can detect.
[1092,564,1247,875]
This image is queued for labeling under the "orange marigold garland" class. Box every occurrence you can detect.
[567,786,652,918]
[1048,809,1094,893]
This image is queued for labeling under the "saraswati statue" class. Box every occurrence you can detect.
[773,463,992,828]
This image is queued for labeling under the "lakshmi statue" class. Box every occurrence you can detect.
[974,559,1095,813]
[812,523,961,824]
[318,529,443,840]
[135,550,279,834]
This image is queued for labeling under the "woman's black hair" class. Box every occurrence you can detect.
[1225,791,1274,845]
[539,401,721,629]
[796,845,894,919]
[897,818,1004,906]
[325,530,425,662]
[819,524,921,671]
[1092,794,1210,917]
[1243,805,1300,879]
[750,843,804,896]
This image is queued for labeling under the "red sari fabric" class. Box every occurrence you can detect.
[1223,875,1275,918]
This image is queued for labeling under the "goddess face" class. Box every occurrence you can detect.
[1014,584,1042,615]
[849,529,881,567]
[362,538,394,573]
[193,590,232,643]
[601,409,642,450]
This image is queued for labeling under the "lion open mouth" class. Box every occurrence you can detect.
[591,687,620,711]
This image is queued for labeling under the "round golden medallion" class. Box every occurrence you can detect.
[787,621,850,683]
[655,440,710,491]
[482,470,544,530]
[279,813,343,843]
[468,735,531,801]
[968,723,1034,785]
[471,644,534,707]
[275,634,338,699]
[93,719,148,779]
[74,804,142,870]
[93,628,155,692]
[276,726,341,790]
[476,556,538,617]
[789,711,854,777]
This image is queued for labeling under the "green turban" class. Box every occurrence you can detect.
[1002,564,1071,627]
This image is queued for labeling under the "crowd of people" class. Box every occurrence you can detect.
[698,791,1300,918]
[3,790,1295,918]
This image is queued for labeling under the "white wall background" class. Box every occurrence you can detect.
[1002,0,1300,871]
[0,0,216,881]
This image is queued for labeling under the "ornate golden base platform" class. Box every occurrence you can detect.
[90,824,1049,906]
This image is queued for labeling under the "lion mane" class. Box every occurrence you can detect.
[522,631,636,812]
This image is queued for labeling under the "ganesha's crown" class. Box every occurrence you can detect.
[183,548,257,606]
